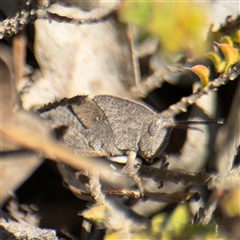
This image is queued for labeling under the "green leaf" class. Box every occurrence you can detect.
[151,204,191,239]
[118,1,208,55]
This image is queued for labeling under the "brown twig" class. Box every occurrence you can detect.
[12,31,27,85]
[130,65,183,98]
[0,110,110,179]
[65,182,202,204]
[139,165,212,186]
[126,25,141,86]
[103,189,200,204]
[0,0,39,39]
[144,191,200,203]
[0,0,116,39]
[197,189,225,225]
[103,189,141,199]
[161,64,240,117]
[46,10,112,25]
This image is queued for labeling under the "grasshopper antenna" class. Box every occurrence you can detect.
[171,119,224,130]
[160,119,224,129]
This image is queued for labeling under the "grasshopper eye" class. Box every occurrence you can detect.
[148,121,160,136]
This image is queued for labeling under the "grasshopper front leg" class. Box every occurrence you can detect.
[121,151,144,197]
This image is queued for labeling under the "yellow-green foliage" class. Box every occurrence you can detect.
[190,65,210,89]
[118,0,208,55]
[206,37,239,73]
[221,187,240,217]
[151,204,191,239]
[82,204,107,224]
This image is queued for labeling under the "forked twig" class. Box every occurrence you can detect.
[0,0,117,39]
[161,64,240,117]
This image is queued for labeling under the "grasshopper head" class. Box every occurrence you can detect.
[138,115,222,162]
[139,116,173,161]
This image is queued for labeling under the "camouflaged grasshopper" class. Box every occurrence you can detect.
[38,95,219,194]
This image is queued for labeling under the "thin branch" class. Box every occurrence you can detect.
[208,166,240,190]
[197,189,225,225]
[0,0,117,39]
[0,0,40,39]
[0,110,111,180]
[65,182,202,204]
[103,189,141,199]
[161,64,240,117]
[103,189,200,203]
[139,165,212,186]
[126,25,141,86]
[12,31,27,85]
[131,65,184,98]
[135,38,159,58]
[46,10,112,25]
[144,191,200,204]
[88,172,106,205]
